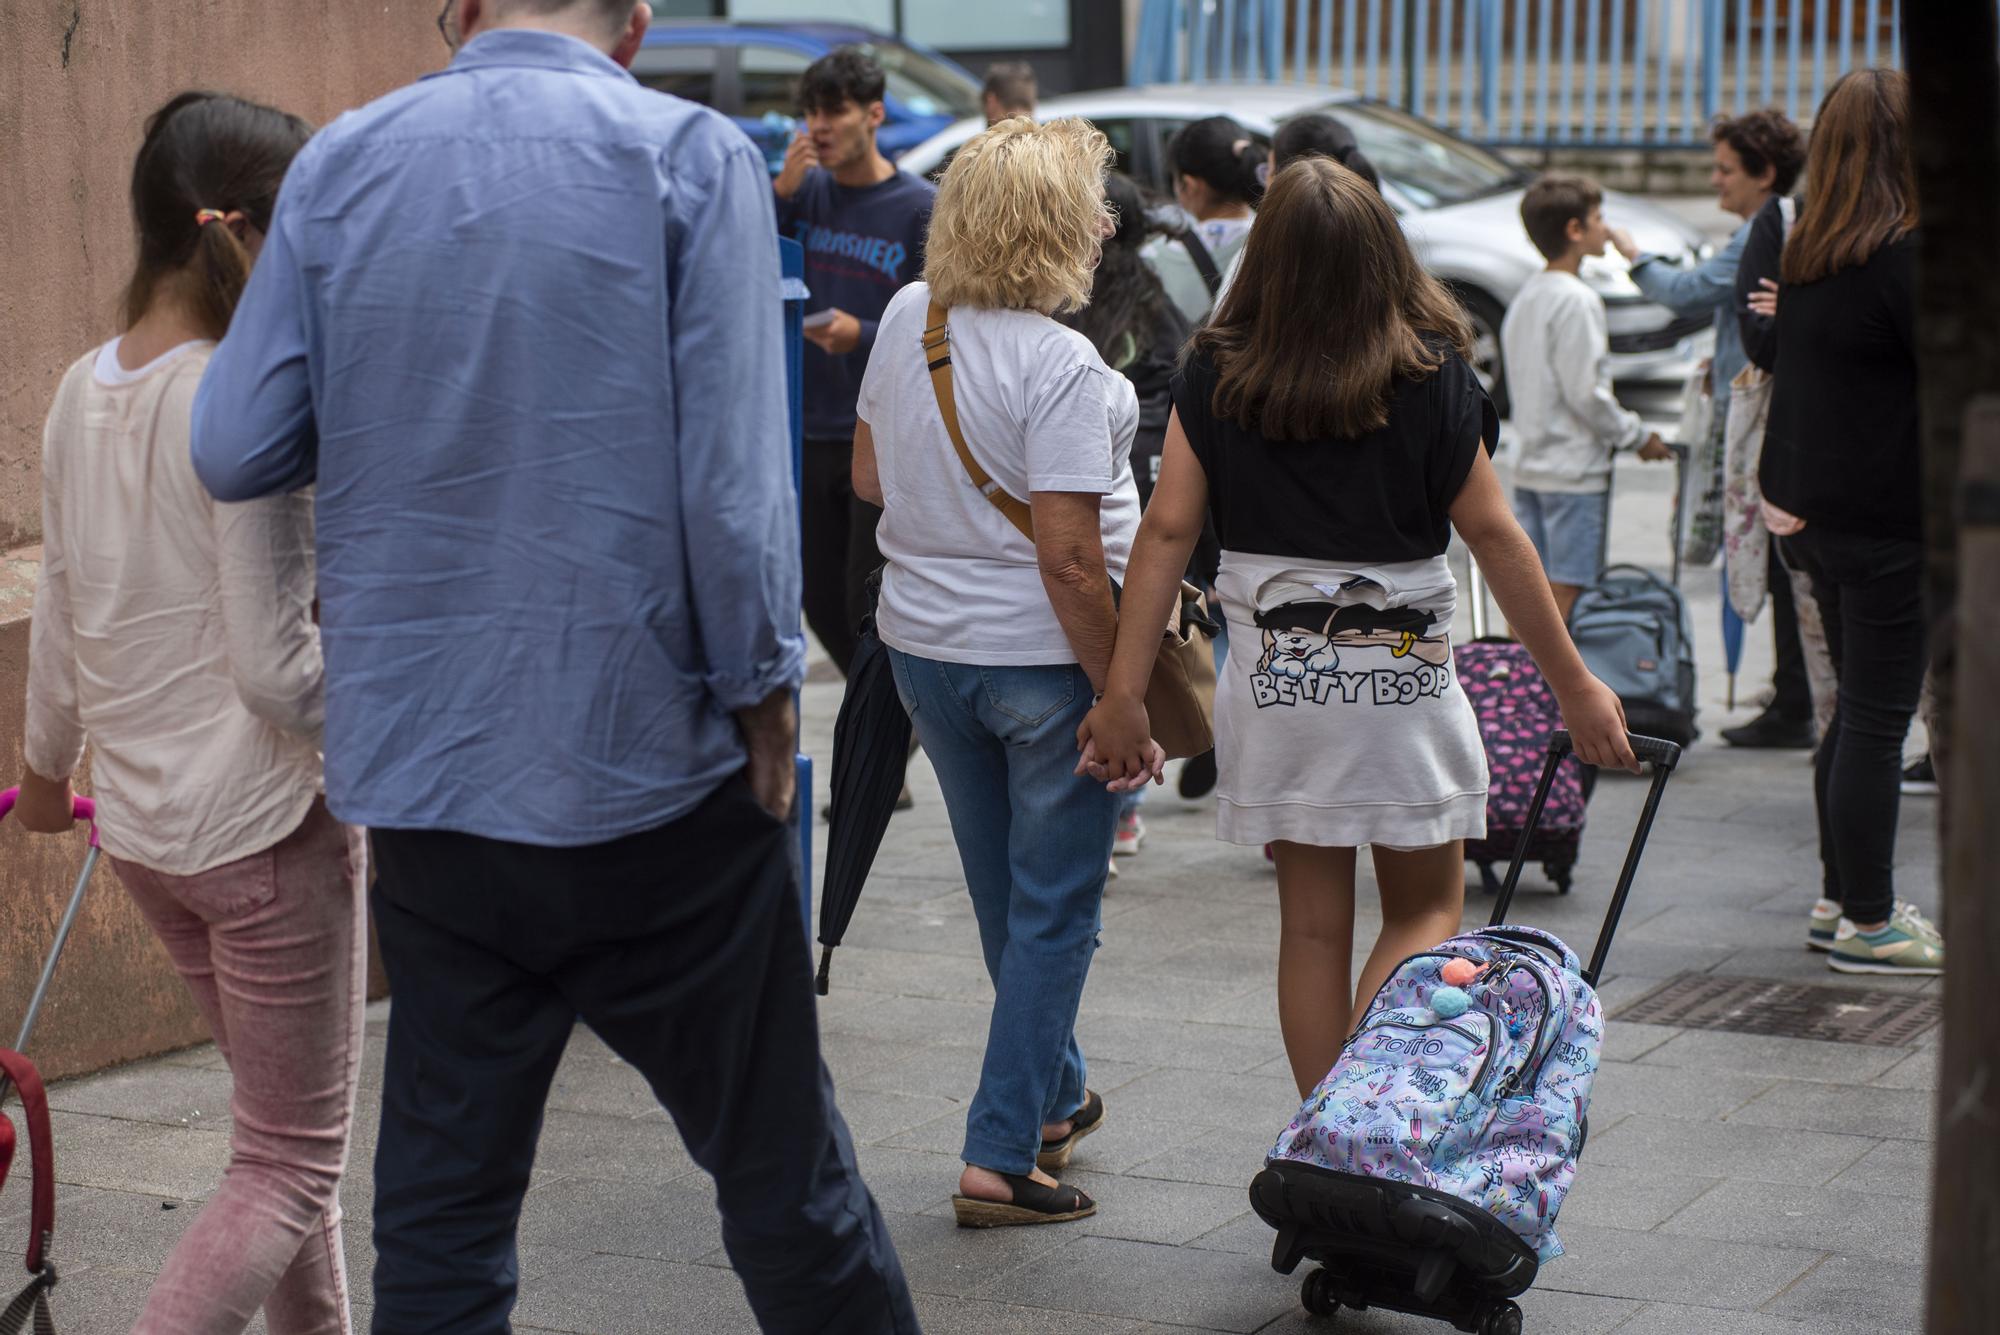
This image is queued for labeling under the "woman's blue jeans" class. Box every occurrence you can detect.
[886,649,1117,1175]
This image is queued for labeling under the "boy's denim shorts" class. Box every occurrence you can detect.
[1514,486,1609,587]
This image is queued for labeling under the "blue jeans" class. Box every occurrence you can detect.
[1513,486,1609,587]
[887,649,1117,1175]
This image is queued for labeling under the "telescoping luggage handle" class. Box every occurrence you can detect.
[0,790,101,1057]
[1486,732,1679,986]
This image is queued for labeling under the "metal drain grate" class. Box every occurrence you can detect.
[1613,974,1941,1046]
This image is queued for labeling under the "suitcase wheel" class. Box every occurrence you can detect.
[1544,862,1573,895]
[1477,1299,1524,1335]
[1301,1267,1340,1319]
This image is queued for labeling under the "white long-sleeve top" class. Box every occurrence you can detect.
[24,340,324,875]
[1499,269,1646,494]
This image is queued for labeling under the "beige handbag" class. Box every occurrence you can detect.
[921,300,1216,759]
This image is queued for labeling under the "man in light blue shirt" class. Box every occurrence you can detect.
[192,2,916,1329]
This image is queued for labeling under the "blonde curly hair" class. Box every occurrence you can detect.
[923,117,1112,314]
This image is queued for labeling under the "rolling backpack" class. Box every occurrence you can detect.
[1251,732,1682,1335]
[1266,922,1601,1266]
[1566,565,1698,748]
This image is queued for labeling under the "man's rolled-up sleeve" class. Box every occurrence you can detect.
[192,155,320,503]
[669,136,807,710]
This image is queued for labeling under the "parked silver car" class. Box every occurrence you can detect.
[896,83,1714,409]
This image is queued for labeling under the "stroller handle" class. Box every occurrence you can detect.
[0,787,99,847]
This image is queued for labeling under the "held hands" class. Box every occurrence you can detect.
[1556,676,1641,774]
[1075,693,1168,792]
[774,131,818,200]
[1635,432,1674,463]
[803,309,862,356]
[1747,277,1779,319]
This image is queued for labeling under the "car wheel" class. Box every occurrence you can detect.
[1450,285,1509,419]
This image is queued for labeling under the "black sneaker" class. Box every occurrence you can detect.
[1720,710,1816,750]
[1901,755,1938,796]
[1178,749,1218,799]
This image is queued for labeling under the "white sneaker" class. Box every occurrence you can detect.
[1107,856,1119,880]
[1114,813,1146,857]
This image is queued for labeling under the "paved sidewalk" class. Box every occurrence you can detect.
[2,436,1939,1331]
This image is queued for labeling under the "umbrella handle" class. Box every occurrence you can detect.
[815,945,834,997]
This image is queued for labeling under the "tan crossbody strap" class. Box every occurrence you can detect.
[924,300,1037,541]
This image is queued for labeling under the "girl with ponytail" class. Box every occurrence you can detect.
[1153,115,1267,323]
[15,92,370,1333]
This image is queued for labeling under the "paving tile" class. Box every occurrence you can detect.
[1658,1179,1929,1265]
[1069,1014,1285,1076]
[1080,966,1268,1025]
[1584,1116,1874,1187]
[1869,1048,1939,1090]
[515,1176,725,1262]
[882,1211,1073,1298]
[884,1104,1215,1182]
[910,1294,1157,1333]
[972,1235,1297,1332]
[541,1049,667,1119]
[528,1107,700,1185]
[33,1184,190,1271]
[1102,1070,1302,1131]
[508,1251,759,1333]
[1607,1304,1840,1334]
[1723,1079,1937,1141]
[1601,1022,1681,1063]
[1762,1253,1927,1330]
[849,1145,967,1216]
[1821,1137,1933,1199]
[844,1041,1151,1106]
[1584,1061,1772,1124]
[1534,1223,1823,1309]
[816,994,1000,1050]
[47,1111,232,1200]
[1555,1163,1723,1232]
[46,1062,236,1134]
[824,1086,966,1146]
[38,1267,167,1332]
[1122,1121,1284,1192]
[1060,1171,1256,1248]
[1636,1030,1913,1084]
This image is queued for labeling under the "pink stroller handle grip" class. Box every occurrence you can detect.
[0,787,101,847]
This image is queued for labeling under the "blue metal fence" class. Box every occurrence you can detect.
[1131,0,1922,148]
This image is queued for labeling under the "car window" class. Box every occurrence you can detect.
[740,44,811,124]
[1089,118,1140,182]
[1315,101,1524,210]
[856,42,982,120]
[632,46,720,108]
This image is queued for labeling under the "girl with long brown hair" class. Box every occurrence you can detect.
[1077,159,1636,1095]
[1737,67,1942,976]
[14,91,368,1332]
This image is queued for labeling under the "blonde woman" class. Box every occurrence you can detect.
[852,117,1137,1226]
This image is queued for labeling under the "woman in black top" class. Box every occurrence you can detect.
[1076,158,1636,1095]
[1739,69,1941,976]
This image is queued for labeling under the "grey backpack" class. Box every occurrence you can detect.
[1567,565,1698,747]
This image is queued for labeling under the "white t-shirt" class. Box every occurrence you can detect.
[858,282,1141,666]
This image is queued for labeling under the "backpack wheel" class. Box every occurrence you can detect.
[1300,1267,1340,1318]
[1479,1299,1524,1335]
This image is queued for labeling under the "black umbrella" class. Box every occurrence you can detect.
[814,612,912,995]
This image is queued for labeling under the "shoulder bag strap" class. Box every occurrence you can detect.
[1178,229,1223,297]
[923,301,1036,541]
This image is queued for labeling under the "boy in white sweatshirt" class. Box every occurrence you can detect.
[1501,174,1670,620]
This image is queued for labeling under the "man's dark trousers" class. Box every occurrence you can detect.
[367,775,918,1334]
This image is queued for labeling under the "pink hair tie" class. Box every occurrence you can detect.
[194,208,228,227]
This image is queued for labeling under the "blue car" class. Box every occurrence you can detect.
[634,22,984,173]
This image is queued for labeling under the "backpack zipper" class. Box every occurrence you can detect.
[1356,949,1546,1098]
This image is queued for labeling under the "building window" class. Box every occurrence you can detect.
[903,0,1069,49]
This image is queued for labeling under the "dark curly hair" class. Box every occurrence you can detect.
[1711,108,1806,196]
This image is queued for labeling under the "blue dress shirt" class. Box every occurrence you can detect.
[1628,218,1751,418]
[192,30,805,846]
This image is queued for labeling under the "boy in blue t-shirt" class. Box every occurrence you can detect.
[774,47,935,676]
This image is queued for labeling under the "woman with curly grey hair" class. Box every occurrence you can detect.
[851,117,1142,1226]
